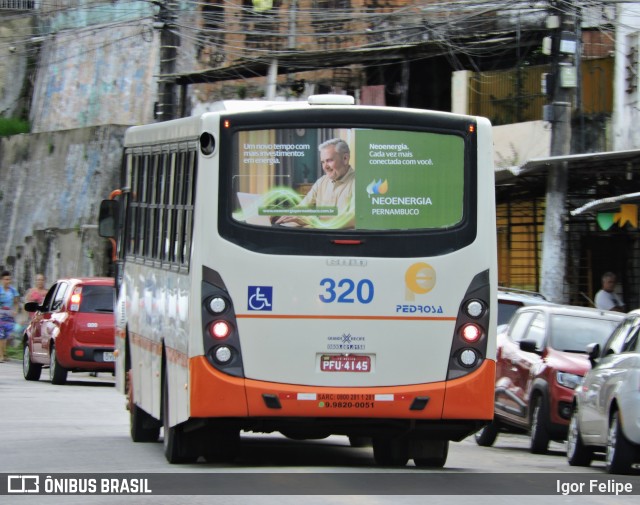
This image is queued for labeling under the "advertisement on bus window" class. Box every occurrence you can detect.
[232,128,464,231]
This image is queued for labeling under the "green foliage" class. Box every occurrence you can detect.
[7,343,22,361]
[0,118,30,137]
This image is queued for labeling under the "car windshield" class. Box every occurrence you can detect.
[549,314,619,353]
[79,285,114,313]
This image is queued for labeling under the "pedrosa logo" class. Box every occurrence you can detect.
[405,262,436,301]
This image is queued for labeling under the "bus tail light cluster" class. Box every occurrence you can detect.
[201,275,245,377]
[447,271,492,380]
[457,313,484,369]
[206,296,234,363]
[208,319,233,364]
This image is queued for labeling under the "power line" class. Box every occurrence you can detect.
[0,1,625,97]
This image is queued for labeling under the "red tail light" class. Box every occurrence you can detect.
[461,323,482,343]
[69,287,82,312]
[209,320,231,339]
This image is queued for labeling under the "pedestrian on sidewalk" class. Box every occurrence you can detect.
[595,272,626,312]
[24,273,47,319]
[0,271,20,362]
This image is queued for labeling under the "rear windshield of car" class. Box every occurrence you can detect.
[79,285,114,314]
[497,300,523,326]
[549,314,620,353]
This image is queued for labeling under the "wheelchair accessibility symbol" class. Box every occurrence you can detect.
[248,286,273,311]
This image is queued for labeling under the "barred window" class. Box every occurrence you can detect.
[124,142,197,270]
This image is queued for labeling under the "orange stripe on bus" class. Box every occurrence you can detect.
[129,332,188,368]
[236,314,457,321]
[166,346,188,368]
[130,332,162,356]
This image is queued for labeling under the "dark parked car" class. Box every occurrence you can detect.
[476,304,624,453]
[22,277,115,384]
[568,309,640,474]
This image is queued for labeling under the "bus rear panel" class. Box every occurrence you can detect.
[109,97,497,466]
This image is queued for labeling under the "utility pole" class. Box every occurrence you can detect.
[154,0,179,121]
[540,1,577,303]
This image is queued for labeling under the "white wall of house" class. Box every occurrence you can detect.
[493,120,551,168]
[613,2,640,151]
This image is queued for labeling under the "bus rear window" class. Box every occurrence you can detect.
[231,127,464,231]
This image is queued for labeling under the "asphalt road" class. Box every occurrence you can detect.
[0,357,638,505]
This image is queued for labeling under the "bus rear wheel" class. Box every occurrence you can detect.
[413,440,449,468]
[129,371,161,443]
[162,376,197,464]
[373,437,409,466]
[131,403,161,443]
[202,423,240,463]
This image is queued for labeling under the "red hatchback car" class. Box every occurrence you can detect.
[475,304,624,453]
[22,277,115,384]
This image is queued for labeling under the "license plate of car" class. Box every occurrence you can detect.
[320,355,370,372]
[103,352,115,362]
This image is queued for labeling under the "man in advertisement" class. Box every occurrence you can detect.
[276,138,355,228]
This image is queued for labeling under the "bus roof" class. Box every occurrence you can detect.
[124,96,353,146]
[124,95,487,147]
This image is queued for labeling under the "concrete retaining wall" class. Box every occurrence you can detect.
[0,125,126,294]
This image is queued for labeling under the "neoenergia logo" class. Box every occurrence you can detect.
[366,179,389,196]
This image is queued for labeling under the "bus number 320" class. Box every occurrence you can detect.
[319,278,374,304]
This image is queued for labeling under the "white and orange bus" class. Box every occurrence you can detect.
[99,95,497,466]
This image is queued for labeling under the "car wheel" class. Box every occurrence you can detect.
[567,408,593,467]
[162,374,197,464]
[475,420,499,447]
[530,397,550,454]
[372,437,409,466]
[606,411,635,474]
[49,347,68,385]
[413,440,449,468]
[22,343,42,381]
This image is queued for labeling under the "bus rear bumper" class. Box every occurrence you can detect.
[190,357,495,426]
